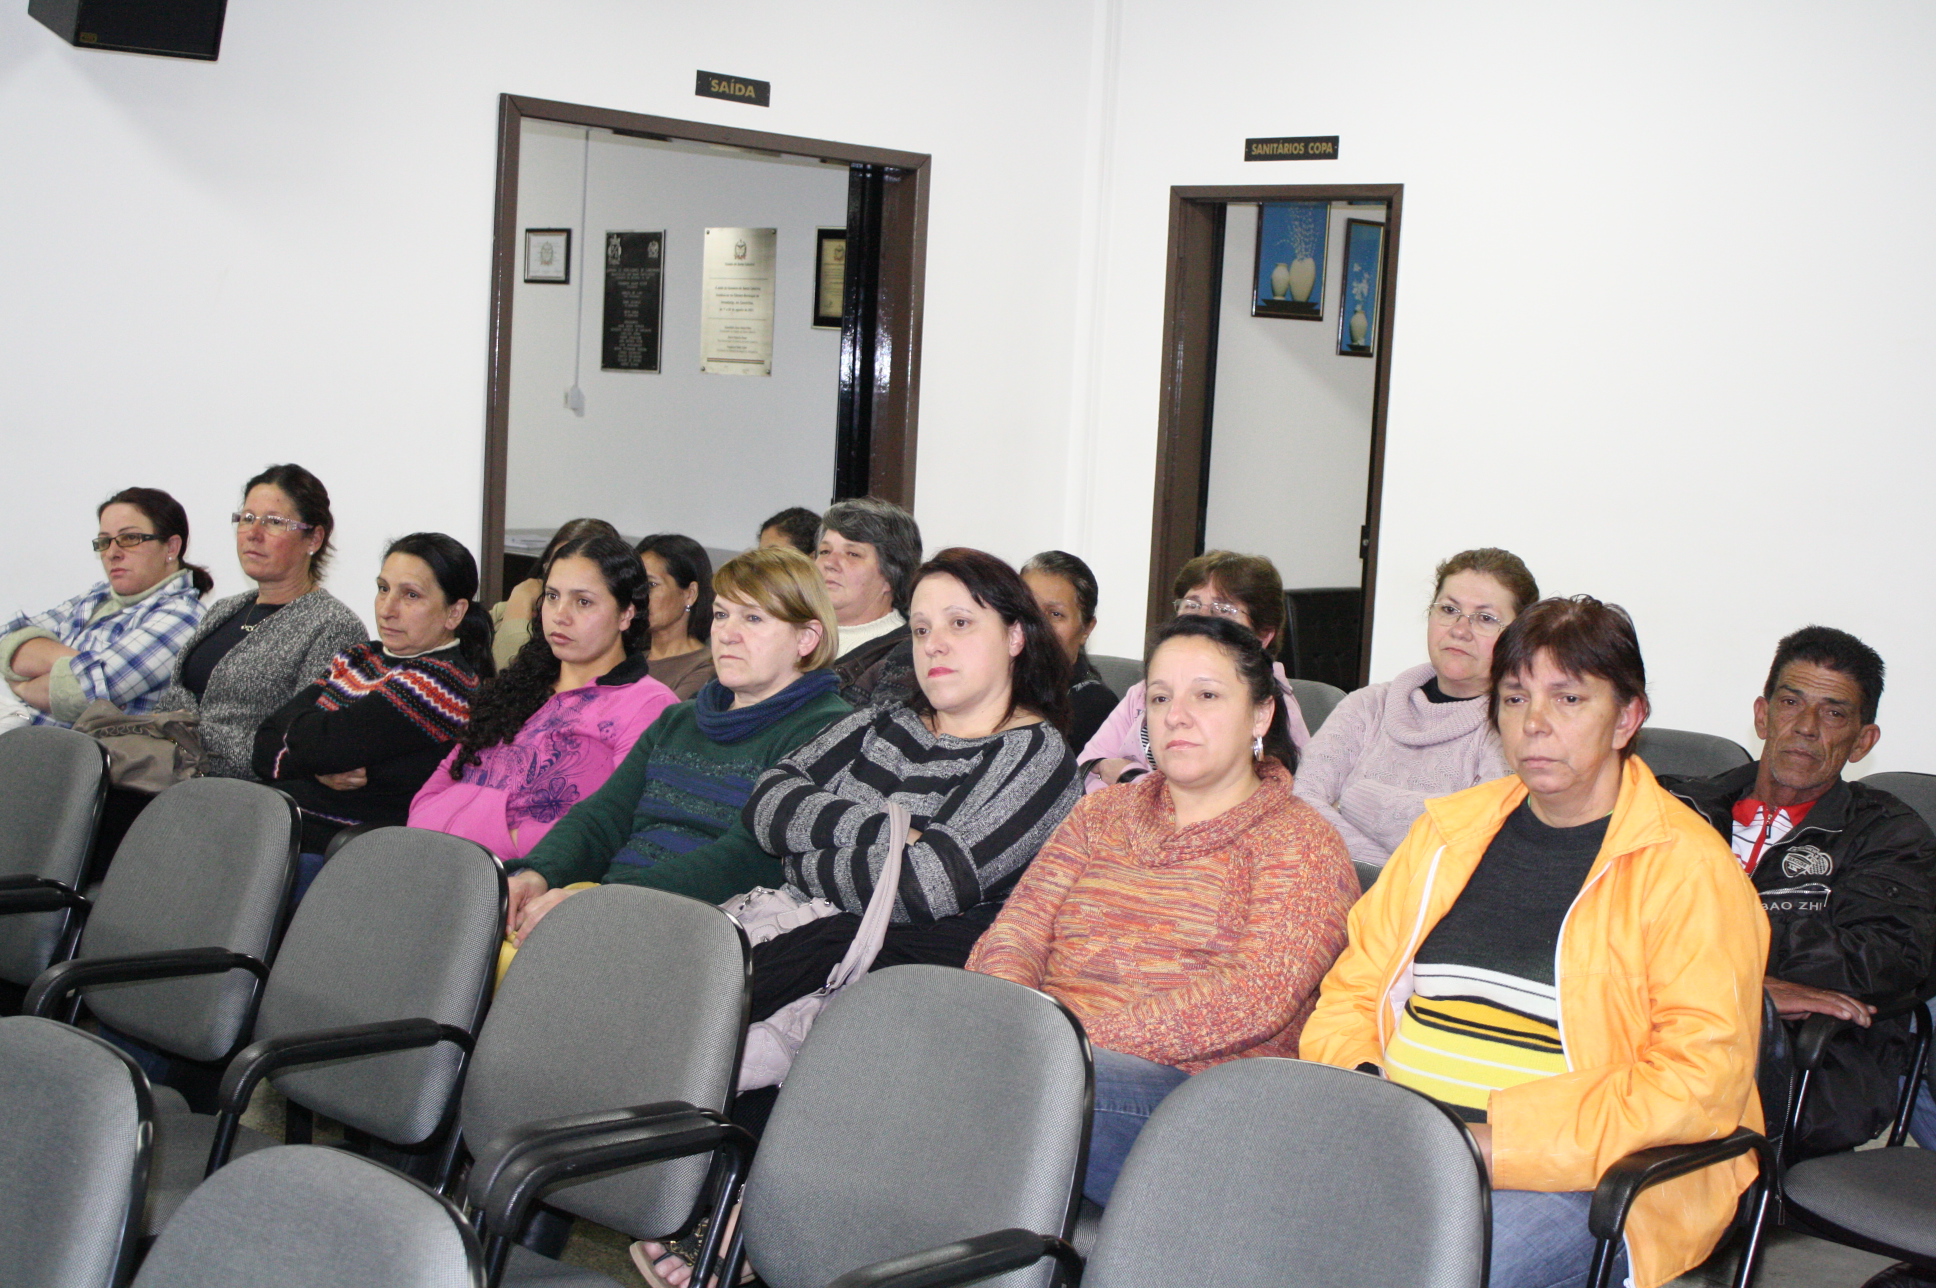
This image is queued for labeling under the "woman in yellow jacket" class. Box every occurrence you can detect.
[1302,596,1768,1288]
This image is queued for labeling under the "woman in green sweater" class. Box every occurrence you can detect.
[503,545,851,944]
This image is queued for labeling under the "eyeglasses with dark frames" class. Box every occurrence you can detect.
[91,533,164,553]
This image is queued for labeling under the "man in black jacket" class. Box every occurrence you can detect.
[1663,626,1934,1156]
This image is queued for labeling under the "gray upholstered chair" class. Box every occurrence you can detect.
[829,1056,1482,1288]
[24,777,298,1074]
[0,1014,154,1288]
[138,826,503,1232]
[1862,770,1936,834]
[459,883,753,1286]
[1743,1002,1936,1280]
[728,965,1089,1288]
[1088,654,1141,702]
[130,1145,484,1288]
[1633,727,1752,780]
[0,725,109,986]
[1286,676,1348,735]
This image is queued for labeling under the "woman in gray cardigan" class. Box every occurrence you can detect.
[151,465,365,780]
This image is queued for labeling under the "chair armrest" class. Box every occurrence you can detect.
[1589,1128,1770,1242]
[476,1105,754,1288]
[206,1017,474,1174]
[826,1229,1084,1288]
[467,1100,696,1209]
[23,947,269,1019]
[0,876,89,916]
[321,821,377,862]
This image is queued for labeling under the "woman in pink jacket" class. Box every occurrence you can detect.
[1076,550,1309,792]
[410,533,676,861]
[1293,547,1538,868]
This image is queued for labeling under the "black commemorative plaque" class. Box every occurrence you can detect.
[601,231,664,373]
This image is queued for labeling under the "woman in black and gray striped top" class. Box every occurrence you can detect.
[743,547,1082,1022]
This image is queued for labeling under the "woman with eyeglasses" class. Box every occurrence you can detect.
[0,487,212,734]
[1075,550,1310,793]
[1293,548,1538,870]
[148,464,366,779]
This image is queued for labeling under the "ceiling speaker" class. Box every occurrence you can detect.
[29,0,228,60]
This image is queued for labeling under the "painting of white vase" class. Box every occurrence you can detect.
[1288,256,1317,303]
[1252,202,1328,319]
[1337,216,1384,356]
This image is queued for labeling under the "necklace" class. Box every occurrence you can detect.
[238,601,271,633]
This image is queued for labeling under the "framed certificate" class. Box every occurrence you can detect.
[523,228,571,284]
[702,227,776,376]
[814,228,847,329]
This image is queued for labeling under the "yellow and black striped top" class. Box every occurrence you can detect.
[1382,799,1607,1122]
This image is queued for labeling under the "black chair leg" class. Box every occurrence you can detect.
[1732,1177,1774,1288]
[1586,1238,1620,1288]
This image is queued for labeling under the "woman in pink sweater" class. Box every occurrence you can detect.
[1075,551,1310,793]
[410,534,676,861]
[970,614,1356,1204]
[1293,548,1538,869]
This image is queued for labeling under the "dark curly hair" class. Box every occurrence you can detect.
[905,547,1072,737]
[1144,614,1298,775]
[449,533,647,775]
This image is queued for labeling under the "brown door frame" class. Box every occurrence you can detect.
[481,93,930,602]
[1146,183,1402,687]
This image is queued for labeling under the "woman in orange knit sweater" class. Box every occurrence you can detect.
[969,614,1357,1204]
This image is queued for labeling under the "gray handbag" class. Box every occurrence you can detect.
[732,802,910,1091]
[72,699,206,792]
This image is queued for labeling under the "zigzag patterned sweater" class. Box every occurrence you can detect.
[254,640,478,851]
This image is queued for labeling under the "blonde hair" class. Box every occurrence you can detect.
[712,546,841,672]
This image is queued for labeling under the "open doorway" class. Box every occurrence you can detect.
[1146,183,1402,690]
[481,95,930,600]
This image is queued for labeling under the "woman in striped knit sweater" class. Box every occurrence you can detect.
[254,533,494,897]
[742,547,1082,1024]
[970,613,1358,1205]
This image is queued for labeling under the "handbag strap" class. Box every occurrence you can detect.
[822,801,912,992]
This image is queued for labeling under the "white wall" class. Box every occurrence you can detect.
[1066,0,1936,775]
[3,1,1935,774]
[507,122,845,551]
[1203,202,1380,589]
[0,0,1095,637]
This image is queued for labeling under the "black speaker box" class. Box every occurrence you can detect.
[29,0,228,60]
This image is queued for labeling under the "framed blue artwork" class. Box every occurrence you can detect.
[1252,202,1328,319]
[1337,218,1384,356]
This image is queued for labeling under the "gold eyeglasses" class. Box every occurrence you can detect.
[1427,602,1508,635]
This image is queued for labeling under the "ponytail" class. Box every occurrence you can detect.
[453,602,496,679]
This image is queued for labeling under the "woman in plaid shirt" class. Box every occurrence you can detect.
[0,487,210,732]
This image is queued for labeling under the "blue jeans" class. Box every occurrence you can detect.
[1084,1048,1190,1205]
[1914,1001,1936,1151]
[1490,1189,1628,1288]
[290,851,329,906]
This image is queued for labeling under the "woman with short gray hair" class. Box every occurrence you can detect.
[816,496,922,707]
